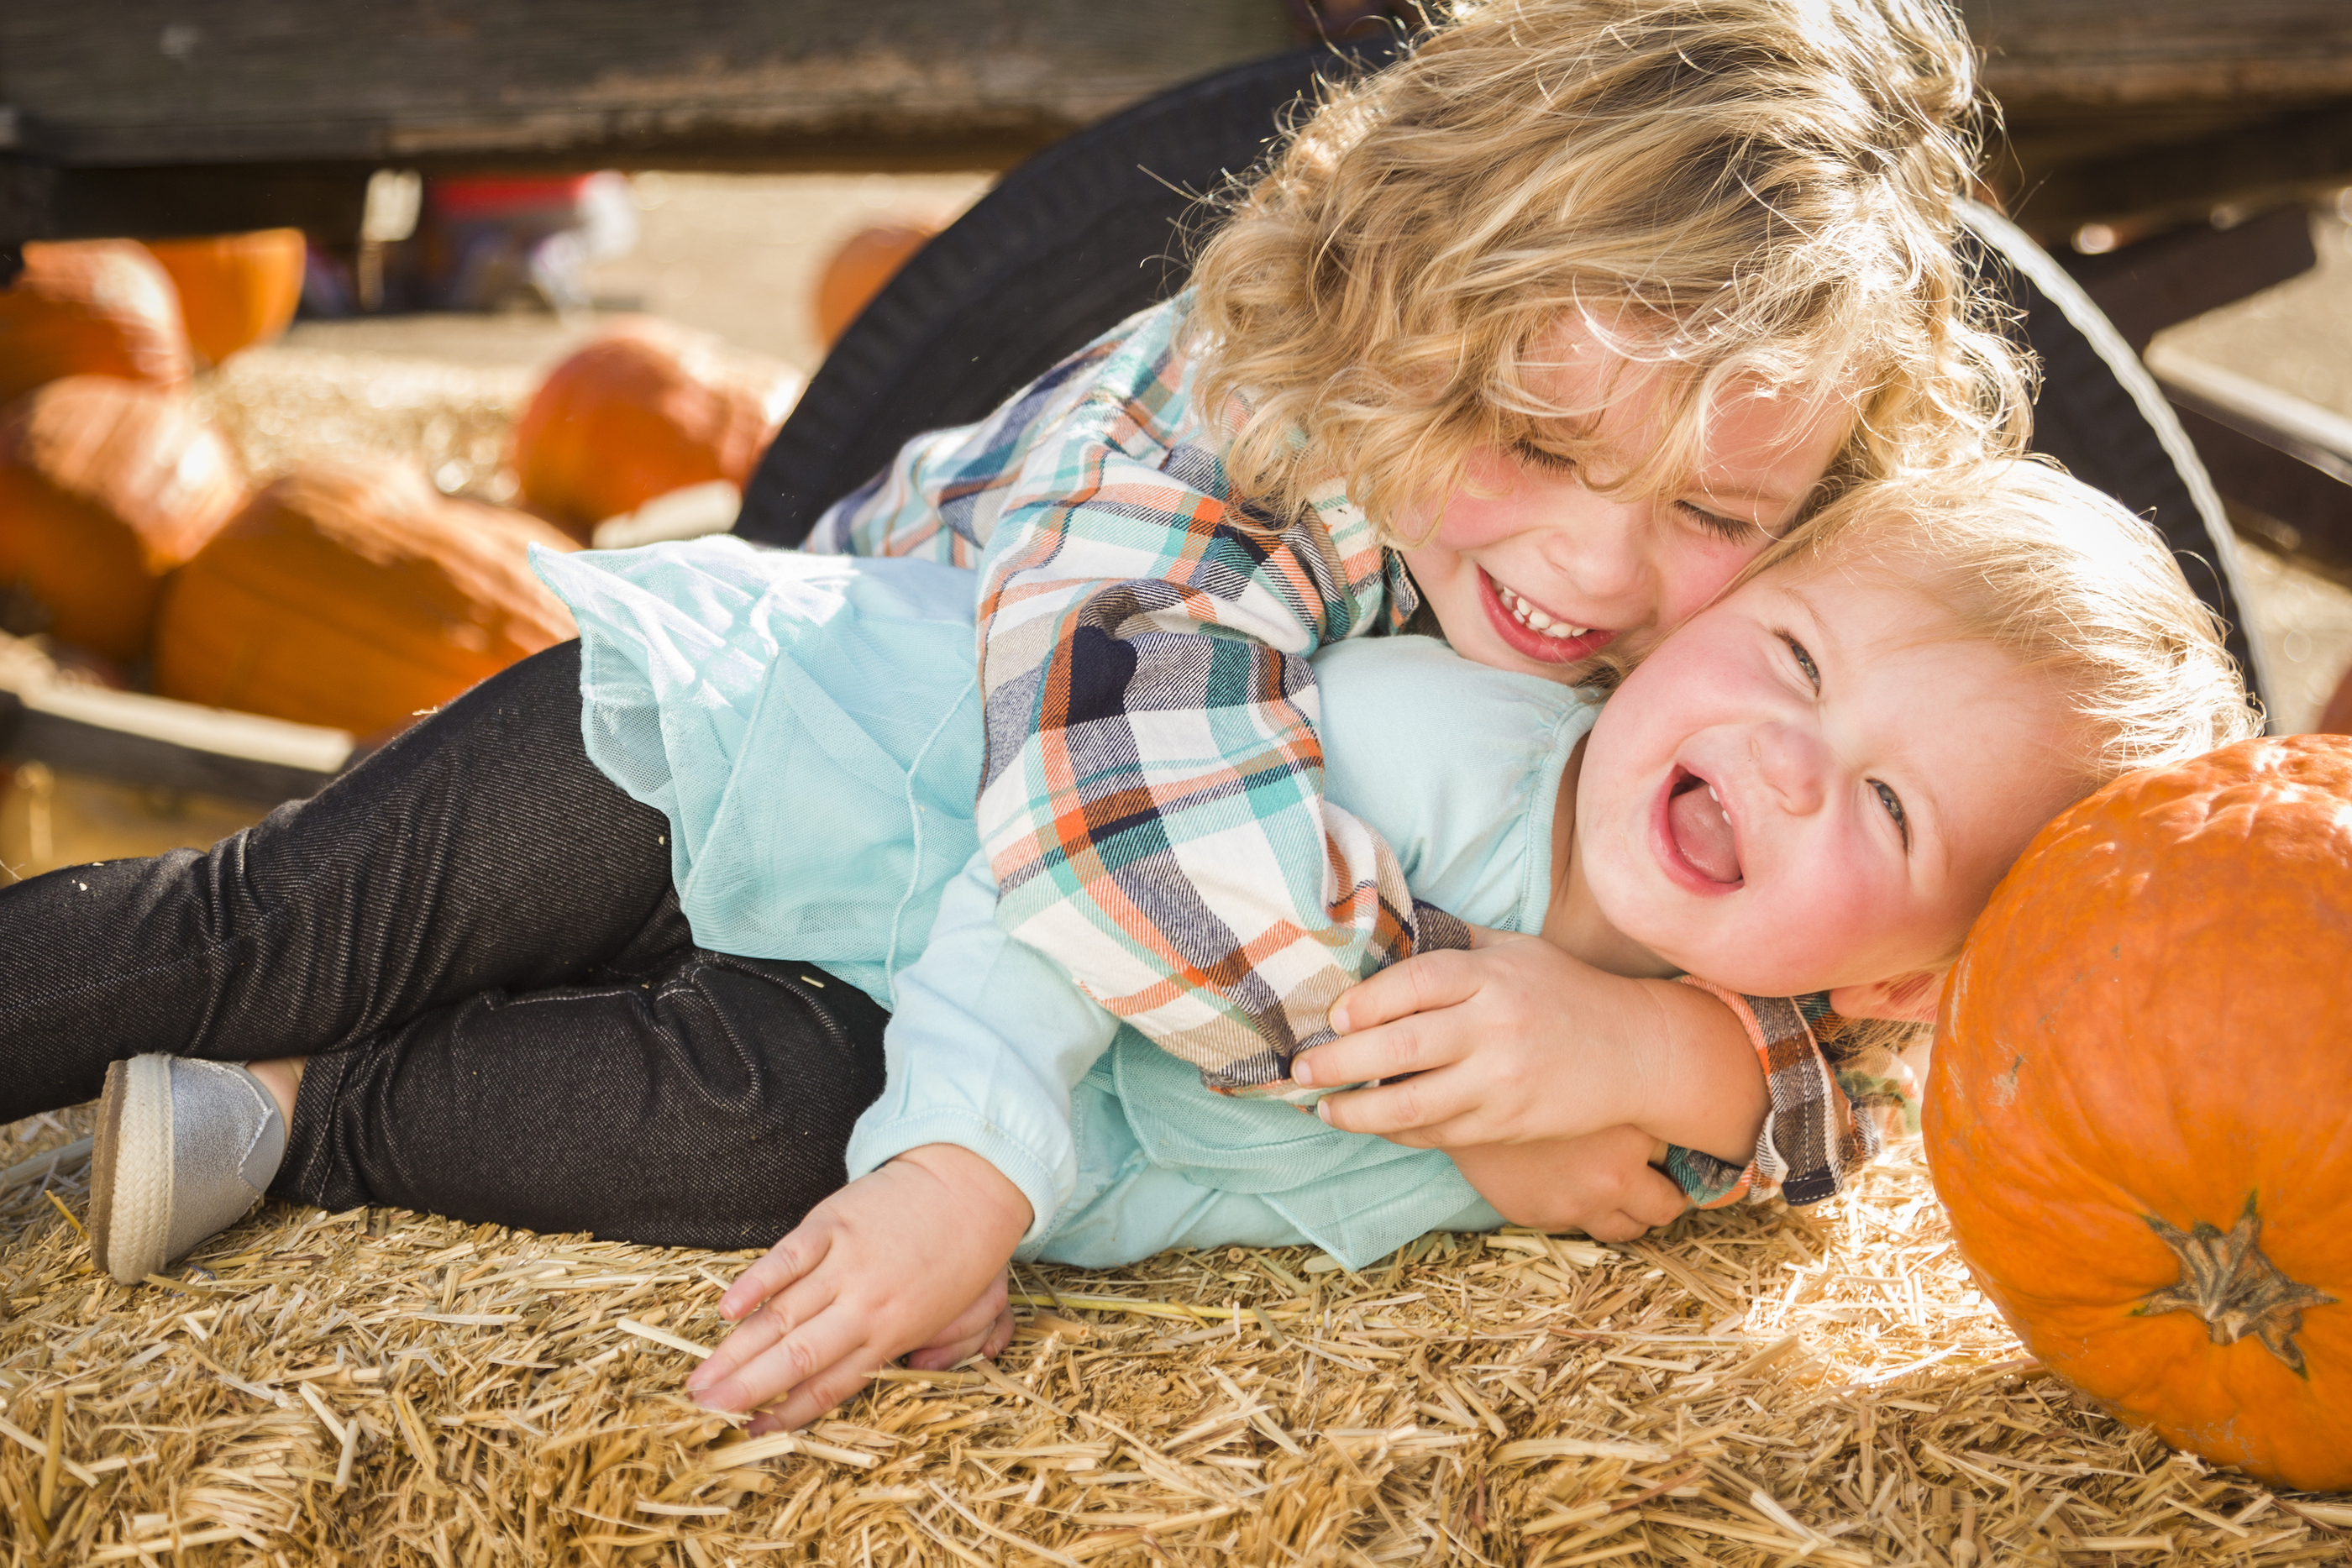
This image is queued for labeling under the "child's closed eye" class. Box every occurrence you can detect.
[1509,438,1578,477]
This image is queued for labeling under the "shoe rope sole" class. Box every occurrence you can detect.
[92,1056,176,1286]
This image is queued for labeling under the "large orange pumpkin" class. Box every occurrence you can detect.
[1925,734,2352,1489]
[0,241,192,408]
[139,228,307,367]
[509,324,799,538]
[154,459,579,736]
[0,376,248,661]
[813,223,938,349]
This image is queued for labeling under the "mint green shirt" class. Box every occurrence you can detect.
[537,538,1599,1269]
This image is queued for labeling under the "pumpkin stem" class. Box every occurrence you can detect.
[2134,1192,2336,1377]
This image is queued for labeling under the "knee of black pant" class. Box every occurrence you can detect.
[651,959,889,1160]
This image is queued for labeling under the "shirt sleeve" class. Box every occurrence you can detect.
[804,338,1116,567]
[1667,980,1908,1208]
[963,365,1461,1093]
[843,848,1119,1247]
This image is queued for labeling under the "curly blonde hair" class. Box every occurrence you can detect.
[1185,0,2030,535]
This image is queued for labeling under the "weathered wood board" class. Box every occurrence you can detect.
[0,639,350,808]
[3,1,2349,240]
[1,1,1292,171]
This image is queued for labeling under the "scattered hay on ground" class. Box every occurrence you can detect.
[3,1105,2346,1565]
[192,349,534,506]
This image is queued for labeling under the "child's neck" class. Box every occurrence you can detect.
[1542,735,1680,978]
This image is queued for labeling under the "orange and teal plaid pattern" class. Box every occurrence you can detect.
[811,296,1860,1199]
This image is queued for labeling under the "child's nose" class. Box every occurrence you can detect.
[1752,722,1825,815]
[1542,496,1648,606]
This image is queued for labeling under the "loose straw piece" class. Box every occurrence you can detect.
[617,1316,714,1358]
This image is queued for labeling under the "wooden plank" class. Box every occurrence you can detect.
[0,678,351,805]
[2151,352,2352,585]
[0,0,1291,170]
[2064,207,2318,353]
[2007,98,2352,234]
[1961,0,2352,107]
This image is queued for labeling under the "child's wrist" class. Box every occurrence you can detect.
[1630,978,1770,1164]
[891,1143,1035,1240]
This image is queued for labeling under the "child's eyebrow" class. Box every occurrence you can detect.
[1777,581,1838,656]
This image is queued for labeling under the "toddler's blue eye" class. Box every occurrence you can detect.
[1873,780,1910,846]
[1783,635,1819,688]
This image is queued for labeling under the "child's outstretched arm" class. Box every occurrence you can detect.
[692,850,1121,1429]
[823,311,1456,1091]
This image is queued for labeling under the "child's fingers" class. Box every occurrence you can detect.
[1312,1071,1472,1141]
[906,1298,1016,1371]
[753,1348,900,1434]
[689,1266,843,1403]
[720,1226,832,1322]
[905,1271,1011,1371]
[1612,1167,1692,1234]
[1291,1014,1469,1092]
[692,1293,869,1415]
[1326,947,1482,1036]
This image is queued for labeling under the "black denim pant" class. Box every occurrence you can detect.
[0,642,887,1250]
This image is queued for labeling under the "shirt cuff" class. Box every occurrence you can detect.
[844,1111,1063,1251]
[1673,977,1881,1206]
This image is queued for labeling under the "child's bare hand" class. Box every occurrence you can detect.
[685,1144,1029,1434]
[1450,1127,1688,1242]
[1297,931,1669,1147]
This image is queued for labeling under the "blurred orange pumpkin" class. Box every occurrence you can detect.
[0,376,248,661]
[0,241,192,408]
[139,228,307,367]
[510,324,799,538]
[814,223,938,349]
[154,459,580,735]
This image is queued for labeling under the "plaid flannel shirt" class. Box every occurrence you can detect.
[808,295,1880,1205]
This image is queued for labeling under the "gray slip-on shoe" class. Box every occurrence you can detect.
[90,1056,287,1286]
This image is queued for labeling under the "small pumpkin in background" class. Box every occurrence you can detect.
[155,458,580,736]
[0,240,192,408]
[813,222,938,349]
[509,323,800,539]
[0,376,248,661]
[139,228,307,367]
[1925,734,2352,1490]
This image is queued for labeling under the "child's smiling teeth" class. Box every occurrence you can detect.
[1495,584,1590,640]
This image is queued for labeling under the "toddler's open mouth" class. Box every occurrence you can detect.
[1665,766,1742,886]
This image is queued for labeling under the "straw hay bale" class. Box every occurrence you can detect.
[5,1101,2348,1565]
[7,345,2347,1565]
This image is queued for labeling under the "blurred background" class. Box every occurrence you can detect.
[4,0,2352,876]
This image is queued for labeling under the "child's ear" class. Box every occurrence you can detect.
[1829,970,1945,1025]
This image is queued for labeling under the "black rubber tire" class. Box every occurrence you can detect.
[739,50,2265,711]
[736,40,1398,548]
[1960,207,2266,702]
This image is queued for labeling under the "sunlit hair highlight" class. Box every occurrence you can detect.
[1185,0,2029,536]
